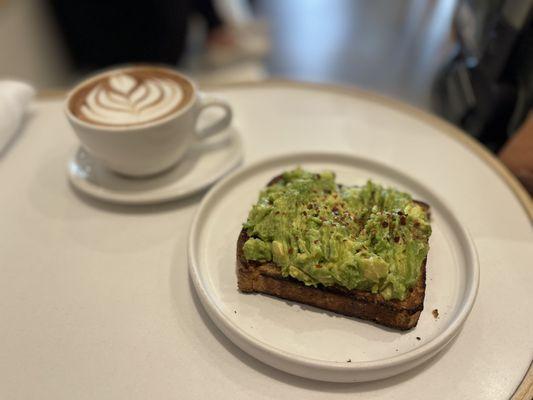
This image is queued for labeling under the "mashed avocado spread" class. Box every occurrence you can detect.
[242,168,431,300]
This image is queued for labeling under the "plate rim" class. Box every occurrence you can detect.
[67,131,243,205]
[188,151,480,376]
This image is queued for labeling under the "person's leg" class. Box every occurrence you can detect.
[192,0,224,32]
[190,0,270,67]
[46,0,189,69]
[151,0,190,64]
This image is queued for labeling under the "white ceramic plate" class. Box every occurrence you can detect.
[189,152,479,383]
[68,127,243,204]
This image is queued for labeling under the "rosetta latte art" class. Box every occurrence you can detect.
[80,73,185,126]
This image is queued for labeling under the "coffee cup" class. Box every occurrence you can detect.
[65,65,232,177]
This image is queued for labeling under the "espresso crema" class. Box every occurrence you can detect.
[69,68,194,127]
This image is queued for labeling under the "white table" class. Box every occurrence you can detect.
[1,81,531,400]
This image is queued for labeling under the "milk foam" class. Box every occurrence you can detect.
[79,72,186,126]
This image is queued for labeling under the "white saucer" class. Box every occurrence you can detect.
[68,127,243,205]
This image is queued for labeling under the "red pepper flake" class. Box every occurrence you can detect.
[414,221,420,227]
[307,204,313,210]
[400,216,407,225]
[288,248,293,254]
[394,236,400,243]
[313,240,319,244]
[315,264,322,269]
[381,221,389,228]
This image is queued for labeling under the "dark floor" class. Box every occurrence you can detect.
[256,0,458,110]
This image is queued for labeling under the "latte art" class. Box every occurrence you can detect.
[71,70,193,127]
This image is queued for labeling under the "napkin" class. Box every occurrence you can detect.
[0,81,35,154]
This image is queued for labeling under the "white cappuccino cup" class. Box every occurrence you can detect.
[65,65,232,177]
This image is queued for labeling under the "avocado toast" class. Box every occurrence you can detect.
[237,168,432,330]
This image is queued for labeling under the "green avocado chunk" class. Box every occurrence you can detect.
[242,168,431,300]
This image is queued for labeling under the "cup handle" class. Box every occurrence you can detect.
[194,94,233,140]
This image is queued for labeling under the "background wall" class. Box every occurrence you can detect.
[0,0,74,88]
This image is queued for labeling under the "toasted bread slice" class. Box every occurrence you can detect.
[236,175,430,331]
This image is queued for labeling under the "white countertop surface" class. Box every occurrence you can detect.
[1,83,531,399]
